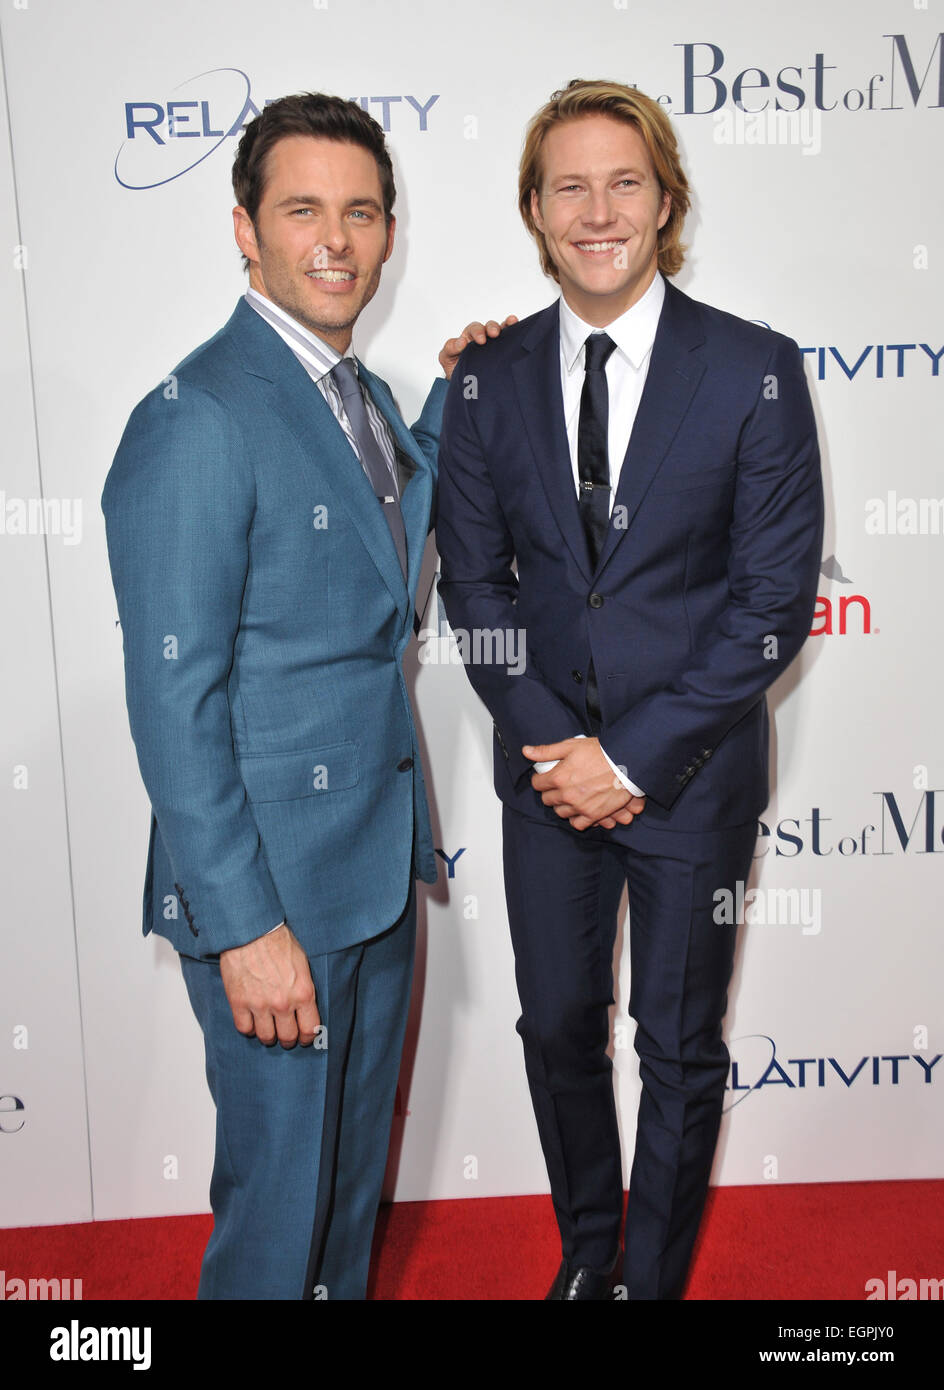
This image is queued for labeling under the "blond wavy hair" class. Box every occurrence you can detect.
[519,79,690,280]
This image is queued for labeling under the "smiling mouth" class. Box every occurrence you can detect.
[307,269,355,282]
[573,239,627,254]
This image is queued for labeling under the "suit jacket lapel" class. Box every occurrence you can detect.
[226,300,412,624]
[356,361,434,603]
[595,281,707,576]
[512,303,595,583]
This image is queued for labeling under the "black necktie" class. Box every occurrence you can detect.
[577,333,616,725]
[331,358,408,580]
[577,332,616,570]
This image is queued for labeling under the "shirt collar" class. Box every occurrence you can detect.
[559,271,665,374]
[244,287,356,381]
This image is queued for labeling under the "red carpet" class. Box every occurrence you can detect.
[1,1180,940,1300]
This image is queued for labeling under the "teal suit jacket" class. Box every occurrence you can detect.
[103,297,446,959]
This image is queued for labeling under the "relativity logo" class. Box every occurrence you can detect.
[724,1034,940,1111]
[116,68,254,190]
[116,70,439,190]
[748,325,942,383]
[800,342,943,381]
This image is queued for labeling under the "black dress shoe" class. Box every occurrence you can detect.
[545,1259,618,1301]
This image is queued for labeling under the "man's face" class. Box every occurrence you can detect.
[233,134,394,352]
[530,114,670,326]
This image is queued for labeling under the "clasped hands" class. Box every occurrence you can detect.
[523,737,646,832]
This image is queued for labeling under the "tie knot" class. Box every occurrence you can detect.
[331,356,359,399]
[584,333,616,373]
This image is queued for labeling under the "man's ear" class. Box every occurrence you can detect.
[232,206,260,265]
[658,190,671,231]
[529,187,545,233]
[382,214,396,263]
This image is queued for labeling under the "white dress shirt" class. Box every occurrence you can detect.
[532,273,666,800]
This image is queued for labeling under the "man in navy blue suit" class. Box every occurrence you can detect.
[103,92,509,1299]
[436,79,823,1299]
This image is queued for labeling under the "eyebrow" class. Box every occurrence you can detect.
[553,166,647,181]
[275,194,384,213]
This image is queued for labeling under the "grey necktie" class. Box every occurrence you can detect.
[331,358,408,580]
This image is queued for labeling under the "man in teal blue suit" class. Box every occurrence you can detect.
[103,92,508,1299]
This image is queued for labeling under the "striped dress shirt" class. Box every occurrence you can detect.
[245,287,400,500]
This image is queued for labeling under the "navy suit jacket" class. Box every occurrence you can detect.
[103,297,446,958]
[436,279,823,836]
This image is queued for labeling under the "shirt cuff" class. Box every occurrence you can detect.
[536,728,645,795]
[600,745,645,797]
[532,735,644,796]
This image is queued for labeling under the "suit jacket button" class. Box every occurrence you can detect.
[571,670,583,683]
[397,756,414,772]
[588,593,604,609]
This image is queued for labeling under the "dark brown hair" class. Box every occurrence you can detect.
[232,92,396,266]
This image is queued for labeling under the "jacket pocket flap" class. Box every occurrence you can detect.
[237,742,359,803]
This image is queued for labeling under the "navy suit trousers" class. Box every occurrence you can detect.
[502,804,756,1299]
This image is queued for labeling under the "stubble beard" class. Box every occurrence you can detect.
[256,238,383,344]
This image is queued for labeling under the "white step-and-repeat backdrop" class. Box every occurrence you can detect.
[1,0,940,1227]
